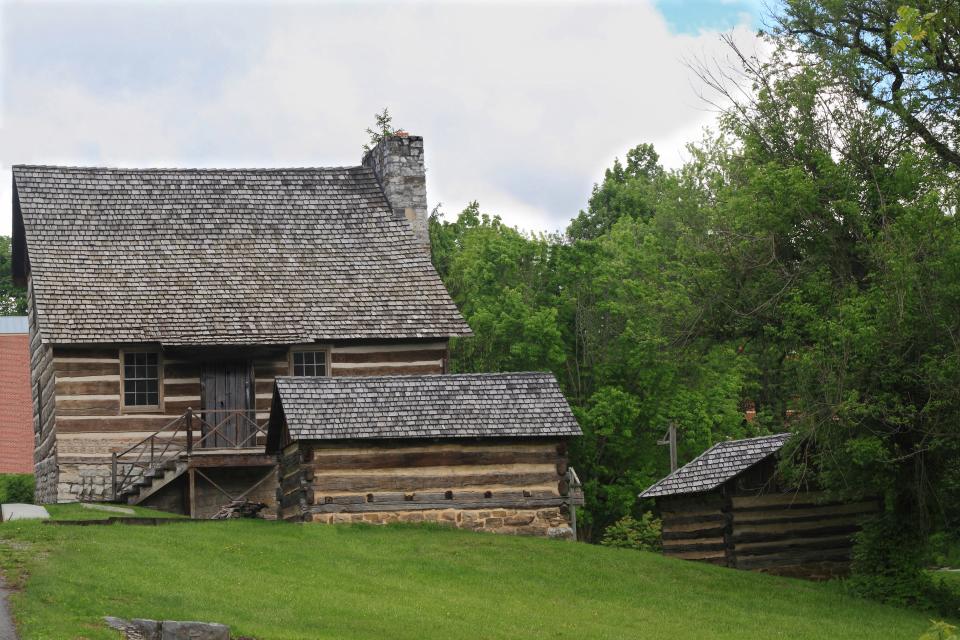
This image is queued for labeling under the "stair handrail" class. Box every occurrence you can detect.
[112,411,189,500]
[111,408,270,501]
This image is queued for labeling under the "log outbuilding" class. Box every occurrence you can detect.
[640,434,879,579]
[267,372,583,537]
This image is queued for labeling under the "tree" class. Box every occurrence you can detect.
[0,236,27,315]
[774,0,960,171]
[566,143,664,241]
[362,107,400,152]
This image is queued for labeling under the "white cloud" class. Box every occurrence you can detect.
[0,1,764,236]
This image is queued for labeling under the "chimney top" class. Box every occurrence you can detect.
[362,135,429,250]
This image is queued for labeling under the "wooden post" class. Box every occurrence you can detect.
[658,422,678,472]
[188,467,197,519]
[149,435,155,465]
[111,452,118,502]
[186,408,193,454]
[669,423,677,473]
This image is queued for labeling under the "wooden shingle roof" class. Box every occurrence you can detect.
[638,433,791,499]
[269,372,582,445]
[12,165,471,345]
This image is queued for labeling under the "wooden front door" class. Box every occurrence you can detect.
[201,361,255,448]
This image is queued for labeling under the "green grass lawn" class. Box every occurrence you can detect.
[0,509,938,640]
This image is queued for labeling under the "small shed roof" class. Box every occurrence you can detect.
[268,372,581,449]
[12,165,470,345]
[638,433,791,499]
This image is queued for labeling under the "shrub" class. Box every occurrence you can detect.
[0,473,35,504]
[846,515,960,617]
[920,621,958,640]
[600,513,662,552]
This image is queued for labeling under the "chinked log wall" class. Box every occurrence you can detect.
[29,277,59,504]
[278,439,573,537]
[660,489,880,578]
[47,341,447,503]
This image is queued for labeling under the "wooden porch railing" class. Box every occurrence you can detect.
[111,409,269,500]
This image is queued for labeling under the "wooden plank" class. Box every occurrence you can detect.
[735,548,852,570]
[53,361,120,376]
[331,364,442,376]
[331,349,446,364]
[307,496,566,513]
[164,382,201,396]
[53,348,120,360]
[316,488,560,503]
[188,454,276,468]
[662,519,728,535]
[311,471,559,493]
[732,514,867,536]
[165,364,203,379]
[56,379,121,396]
[732,501,879,524]
[731,491,831,510]
[663,526,727,540]
[732,523,863,545]
[57,415,181,433]
[312,449,560,471]
[55,398,121,416]
[662,513,728,528]
[736,534,854,555]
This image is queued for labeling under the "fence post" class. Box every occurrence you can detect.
[150,435,155,465]
[186,408,193,454]
[111,452,118,501]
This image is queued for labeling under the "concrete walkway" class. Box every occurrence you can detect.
[0,578,16,640]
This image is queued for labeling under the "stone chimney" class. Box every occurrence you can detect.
[362,133,430,250]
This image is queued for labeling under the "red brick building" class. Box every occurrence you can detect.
[0,316,32,473]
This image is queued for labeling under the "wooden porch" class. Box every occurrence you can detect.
[111,409,278,517]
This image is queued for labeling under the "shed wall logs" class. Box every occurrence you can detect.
[658,493,731,565]
[285,440,573,536]
[728,492,879,578]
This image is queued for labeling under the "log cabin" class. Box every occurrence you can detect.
[267,372,583,536]
[8,134,491,517]
[639,434,879,579]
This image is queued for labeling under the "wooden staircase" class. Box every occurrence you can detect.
[117,456,190,505]
[112,409,270,510]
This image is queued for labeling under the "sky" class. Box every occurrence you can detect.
[0,0,769,236]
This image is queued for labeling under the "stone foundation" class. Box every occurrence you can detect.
[56,461,118,502]
[310,507,573,538]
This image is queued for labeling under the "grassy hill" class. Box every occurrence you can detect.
[0,506,937,639]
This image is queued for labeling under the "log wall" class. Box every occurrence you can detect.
[658,493,731,565]
[280,439,574,537]
[728,491,879,578]
[42,340,447,503]
[29,277,59,503]
[657,487,880,579]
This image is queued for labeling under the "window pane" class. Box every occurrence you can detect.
[292,350,327,376]
[124,352,160,406]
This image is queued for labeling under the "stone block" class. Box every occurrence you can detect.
[161,620,230,640]
[504,513,535,526]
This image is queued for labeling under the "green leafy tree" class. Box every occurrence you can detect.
[363,107,399,152]
[774,0,960,169]
[0,236,27,315]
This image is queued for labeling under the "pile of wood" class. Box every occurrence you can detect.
[210,500,267,520]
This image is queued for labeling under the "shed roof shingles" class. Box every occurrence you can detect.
[274,372,582,441]
[14,165,471,345]
[638,433,791,498]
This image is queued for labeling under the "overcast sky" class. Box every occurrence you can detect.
[0,0,769,236]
